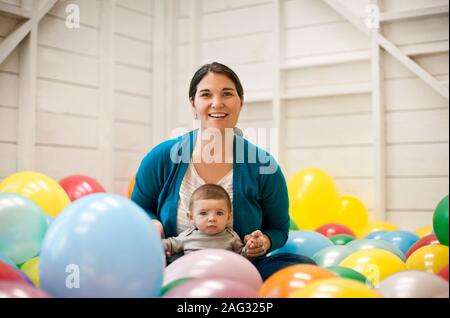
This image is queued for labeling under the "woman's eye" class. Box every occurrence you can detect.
[200,93,211,97]
[223,92,233,96]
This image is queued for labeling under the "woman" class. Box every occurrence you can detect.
[131,62,314,280]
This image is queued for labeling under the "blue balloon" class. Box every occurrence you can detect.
[379,231,420,255]
[0,193,48,264]
[365,230,388,240]
[39,193,165,297]
[269,230,333,258]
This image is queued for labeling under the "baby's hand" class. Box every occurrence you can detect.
[165,250,172,257]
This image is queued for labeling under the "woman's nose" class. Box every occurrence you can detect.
[211,96,224,108]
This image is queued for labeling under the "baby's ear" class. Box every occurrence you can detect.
[187,211,194,223]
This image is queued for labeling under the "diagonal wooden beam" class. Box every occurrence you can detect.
[0,2,32,18]
[0,0,57,65]
[323,0,449,100]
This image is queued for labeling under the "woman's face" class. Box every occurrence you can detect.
[191,72,243,133]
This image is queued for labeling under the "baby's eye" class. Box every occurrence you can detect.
[199,211,207,215]
[216,211,224,216]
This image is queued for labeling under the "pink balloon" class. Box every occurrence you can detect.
[164,277,258,298]
[164,249,262,291]
[0,282,50,298]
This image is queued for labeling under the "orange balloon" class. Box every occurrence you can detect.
[258,264,338,298]
[127,174,136,199]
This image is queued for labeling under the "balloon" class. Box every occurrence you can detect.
[315,223,355,238]
[0,282,50,298]
[0,253,17,269]
[258,264,337,298]
[437,265,448,281]
[289,218,299,231]
[39,193,165,297]
[406,244,449,274]
[164,277,258,298]
[378,271,449,298]
[164,249,262,291]
[329,234,355,245]
[127,174,136,199]
[414,225,433,238]
[366,230,388,240]
[288,168,339,230]
[0,260,29,284]
[160,278,193,296]
[326,266,370,285]
[20,257,40,288]
[357,221,399,238]
[269,230,333,258]
[379,231,420,255]
[0,193,48,264]
[405,234,440,259]
[0,171,70,218]
[339,248,406,287]
[333,196,369,234]
[312,245,356,267]
[346,239,406,261]
[59,175,105,201]
[289,278,382,298]
[433,195,448,246]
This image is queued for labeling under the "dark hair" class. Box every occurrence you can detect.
[189,62,244,101]
[189,184,232,213]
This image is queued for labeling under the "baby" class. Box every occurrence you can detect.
[162,183,260,258]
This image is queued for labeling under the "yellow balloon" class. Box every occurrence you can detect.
[414,225,434,238]
[339,248,406,287]
[288,168,339,230]
[406,244,449,274]
[289,278,382,298]
[357,221,400,238]
[20,257,40,288]
[0,171,70,217]
[333,196,369,235]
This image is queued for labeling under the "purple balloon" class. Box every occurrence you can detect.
[164,249,262,291]
[164,277,258,298]
[0,282,50,298]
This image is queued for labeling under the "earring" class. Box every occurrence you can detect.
[194,113,198,119]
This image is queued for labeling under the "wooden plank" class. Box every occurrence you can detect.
[284,0,343,29]
[0,38,19,72]
[49,0,100,27]
[387,109,449,144]
[0,1,31,18]
[202,3,272,40]
[116,0,152,14]
[0,107,16,141]
[285,94,371,118]
[0,142,16,177]
[114,150,145,178]
[0,72,18,106]
[383,0,449,13]
[336,178,374,210]
[36,112,98,148]
[114,122,152,152]
[387,143,449,177]
[202,0,271,13]
[114,64,151,96]
[36,79,99,117]
[114,34,151,68]
[283,82,372,99]
[384,52,449,80]
[285,146,374,179]
[387,211,434,231]
[239,102,272,121]
[37,46,99,86]
[38,15,99,56]
[286,113,372,148]
[387,177,449,210]
[114,93,151,124]
[380,5,449,22]
[115,6,152,42]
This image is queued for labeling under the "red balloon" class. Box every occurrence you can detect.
[59,175,106,201]
[405,234,440,259]
[0,260,28,284]
[437,265,448,281]
[0,282,50,298]
[315,223,356,238]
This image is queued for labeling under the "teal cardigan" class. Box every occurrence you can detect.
[131,129,289,252]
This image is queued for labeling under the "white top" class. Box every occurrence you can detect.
[176,160,233,235]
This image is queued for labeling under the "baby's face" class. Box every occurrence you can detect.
[189,199,230,235]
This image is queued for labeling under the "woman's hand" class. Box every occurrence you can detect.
[152,219,165,239]
[244,230,271,258]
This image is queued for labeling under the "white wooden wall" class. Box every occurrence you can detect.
[0,0,153,194]
[0,0,448,230]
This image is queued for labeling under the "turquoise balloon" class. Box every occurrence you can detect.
[270,230,333,258]
[365,230,388,240]
[312,245,356,267]
[346,239,406,261]
[39,193,165,297]
[0,252,17,268]
[0,193,48,265]
[379,231,420,255]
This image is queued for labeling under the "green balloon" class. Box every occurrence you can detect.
[289,218,299,231]
[433,195,449,246]
[160,277,193,296]
[330,234,355,245]
[327,266,372,287]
